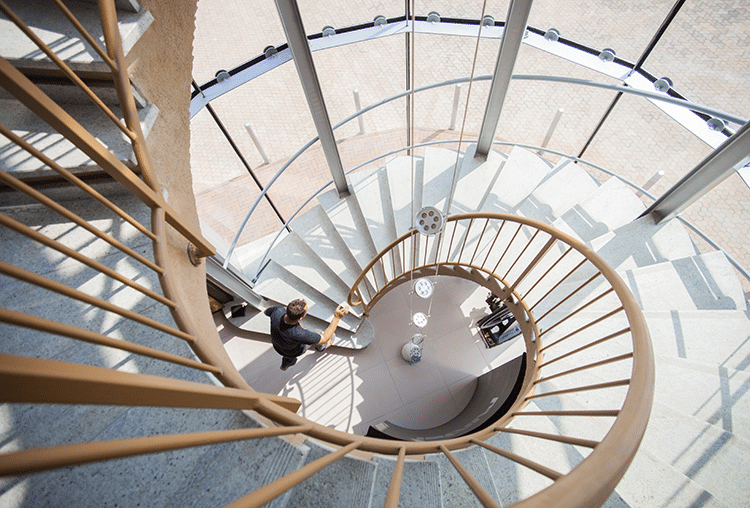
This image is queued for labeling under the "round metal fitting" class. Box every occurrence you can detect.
[707,117,725,131]
[415,206,445,236]
[544,28,560,42]
[187,243,203,266]
[322,26,336,37]
[373,15,387,26]
[482,15,495,26]
[413,278,434,299]
[263,45,278,58]
[598,48,616,63]
[654,77,672,92]
[215,70,230,83]
[426,11,441,23]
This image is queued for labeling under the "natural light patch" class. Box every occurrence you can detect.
[0,477,29,508]
[284,354,364,432]
[99,346,137,372]
[0,435,22,454]
[0,405,15,444]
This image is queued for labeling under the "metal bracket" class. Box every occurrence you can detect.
[187,243,204,266]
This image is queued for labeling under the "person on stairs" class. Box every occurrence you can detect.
[265,299,349,371]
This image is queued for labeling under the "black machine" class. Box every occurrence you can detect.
[477,293,521,349]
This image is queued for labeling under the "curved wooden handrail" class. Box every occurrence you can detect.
[334,212,654,507]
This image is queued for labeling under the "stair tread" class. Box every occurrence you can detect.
[483,431,554,505]
[317,187,380,274]
[253,260,361,332]
[293,205,364,289]
[0,99,159,179]
[349,166,398,252]
[617,442,731,508]
[0,0,153,73]
[483,146,554,214]
[266,232,362,317]
[516,158,600,223]
[222,307,373,350]
[643,309,750,373]
[622,250,747,312]
[650,356,750,443]
[386,155,423,236]
[552,177,646,244]
[164,414,306,508]
[625,401,749,508]
[287,440,376,508]
[517,391,735,507]
[427,446,501,508]
[447,143,506,214]
[422,147,460,214]
[0,80,148,108]
[536,340,750,445]
[588,214,699,273]
[232,230,287,277]
[370,455,442,508]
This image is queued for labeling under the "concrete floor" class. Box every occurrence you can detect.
[222,276,525,435]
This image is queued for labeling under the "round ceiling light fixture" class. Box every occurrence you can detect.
[413,277,434,299]
[412,312,428,328]
[415,206,445,236]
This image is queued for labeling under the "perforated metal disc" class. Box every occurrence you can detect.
[415,206,444,236]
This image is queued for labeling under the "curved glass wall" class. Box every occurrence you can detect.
[189,0,750,290]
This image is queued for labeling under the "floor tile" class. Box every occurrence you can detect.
[386,386,460,430]
[386,352,445,407]
[448,377,478,412]
[428,326,490,386]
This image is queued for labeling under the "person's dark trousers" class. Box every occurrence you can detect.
[281,355,298,369]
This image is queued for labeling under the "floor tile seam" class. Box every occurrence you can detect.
[426,342,481,401]
[381,361,423,407]
[400,374,453,407]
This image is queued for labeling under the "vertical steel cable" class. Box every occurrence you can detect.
[426,1,490,329]
[445,0,490,216]
[408,0,417,327]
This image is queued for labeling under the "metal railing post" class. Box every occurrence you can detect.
[353,89,366,135]
[476,0,534,157]
[642,121,750,223]
[539,107,564,152]
[274,0,349,197]
[635,170,665,197]
[449,83,462,130]
[244,122,270,164]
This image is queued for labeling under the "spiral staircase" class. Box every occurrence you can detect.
[220,143,749,508]
[1,1,750,507]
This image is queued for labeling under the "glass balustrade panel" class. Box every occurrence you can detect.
[527,0,675,65]
[575,93,713,194]
[642,0,750,122]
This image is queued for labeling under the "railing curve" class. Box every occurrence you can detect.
[0,0,299,481]
[339,212,655,507]
[220,69,748,282]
